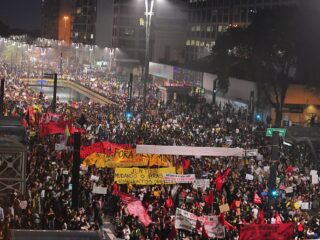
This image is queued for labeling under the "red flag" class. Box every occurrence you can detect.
[182,159,190,171]
[119,192,152,227]
[254,192,262,205]
[21,118,28,127]
[204,190,214,206]
[208,190,214,204]
[165,197,173,208]
[112,182,118,195]
[240,223,294,240]
[275,212,282,224]
[27,106,35,124]
[219,213,236,230]
[168,223,177,240]
[215,168,231,192]
[202,224,209,239]
[196,219,202,231]
[258,209,265,224]
[286,165,294,173]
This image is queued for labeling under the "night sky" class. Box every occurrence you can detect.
[0,0,41,30]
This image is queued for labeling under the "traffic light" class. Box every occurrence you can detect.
[125,111,133,120]
[256,113,262,121]
[270,189,279,197]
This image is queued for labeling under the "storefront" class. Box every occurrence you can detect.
[272,84,320,126]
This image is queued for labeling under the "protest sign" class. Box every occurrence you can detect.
[245,174,254,181]
[300,202,310,210]
[285,186,293,193]
[90,175,99,182]
[219,204,230,213]
[175,208,225,239]
[245,149,258,157]
[92,185,107,194]
[310,170,317,176]
[114,167,176,185]
[263,166,270,173]
[80,164,88,171]
[193,179,210,190]
[163,174,195,183]
[240,223,294,240]
[312,175,319,184]
[55,143,66,151]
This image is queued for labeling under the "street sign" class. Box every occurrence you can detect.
[266,128,286,137]
[36,79,47,85]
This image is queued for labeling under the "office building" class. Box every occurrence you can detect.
[186,0,300,62]
[72,0,98,45]
[96,0,114,48]
[41,0,60,40]
[41,0,73,43]
[112,0,188,65]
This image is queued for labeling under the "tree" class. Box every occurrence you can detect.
[213,6,299,126]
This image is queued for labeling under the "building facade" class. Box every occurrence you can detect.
[186,0,300,62]
[72,0,98,45]
[111,0,188,65]
[41,0,73,43]
[41,0,60,40]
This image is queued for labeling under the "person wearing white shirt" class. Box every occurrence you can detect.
[123,225,131,240]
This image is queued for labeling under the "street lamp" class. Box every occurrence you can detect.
[142,0,155,124]
[63,16,69,28]
[63,16,70,44]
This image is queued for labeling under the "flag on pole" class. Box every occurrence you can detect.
[275,212,282,224]
[254,192,262,205]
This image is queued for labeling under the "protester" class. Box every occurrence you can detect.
[0,58,319,240]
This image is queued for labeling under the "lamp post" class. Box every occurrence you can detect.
[142,0,155,124]
[89,45,93,68]
[63,16,70,44]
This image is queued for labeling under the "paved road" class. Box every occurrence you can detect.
[102,216,118,240]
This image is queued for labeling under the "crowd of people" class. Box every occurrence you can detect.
[0,60,319,240]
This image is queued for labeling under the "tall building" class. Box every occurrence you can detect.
[96,0,114,48]
[72,0,98,45]
[41,0,73,43]
[41,0,60,40]
[186,0,300,62]
[112,0,188,65]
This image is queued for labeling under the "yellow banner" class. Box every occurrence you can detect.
[106,149,148,167]
[83,149,172,168]
[114,167,176,185]
[148,154,172,167]
[108,152,172,168]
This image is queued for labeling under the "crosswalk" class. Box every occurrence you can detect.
[102,217,118,240]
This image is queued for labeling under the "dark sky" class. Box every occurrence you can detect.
[0,0,41,30]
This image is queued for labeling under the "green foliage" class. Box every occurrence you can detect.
[213,6,299,126]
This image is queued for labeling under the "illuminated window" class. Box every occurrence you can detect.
[196,40,200,46]
[191,40,195,46]
[218,25,228,32]
[196,26,201,31]
[76,7,82,14]
[186,40,190,46]
[139,18,145,26]
[200,41,205,47]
